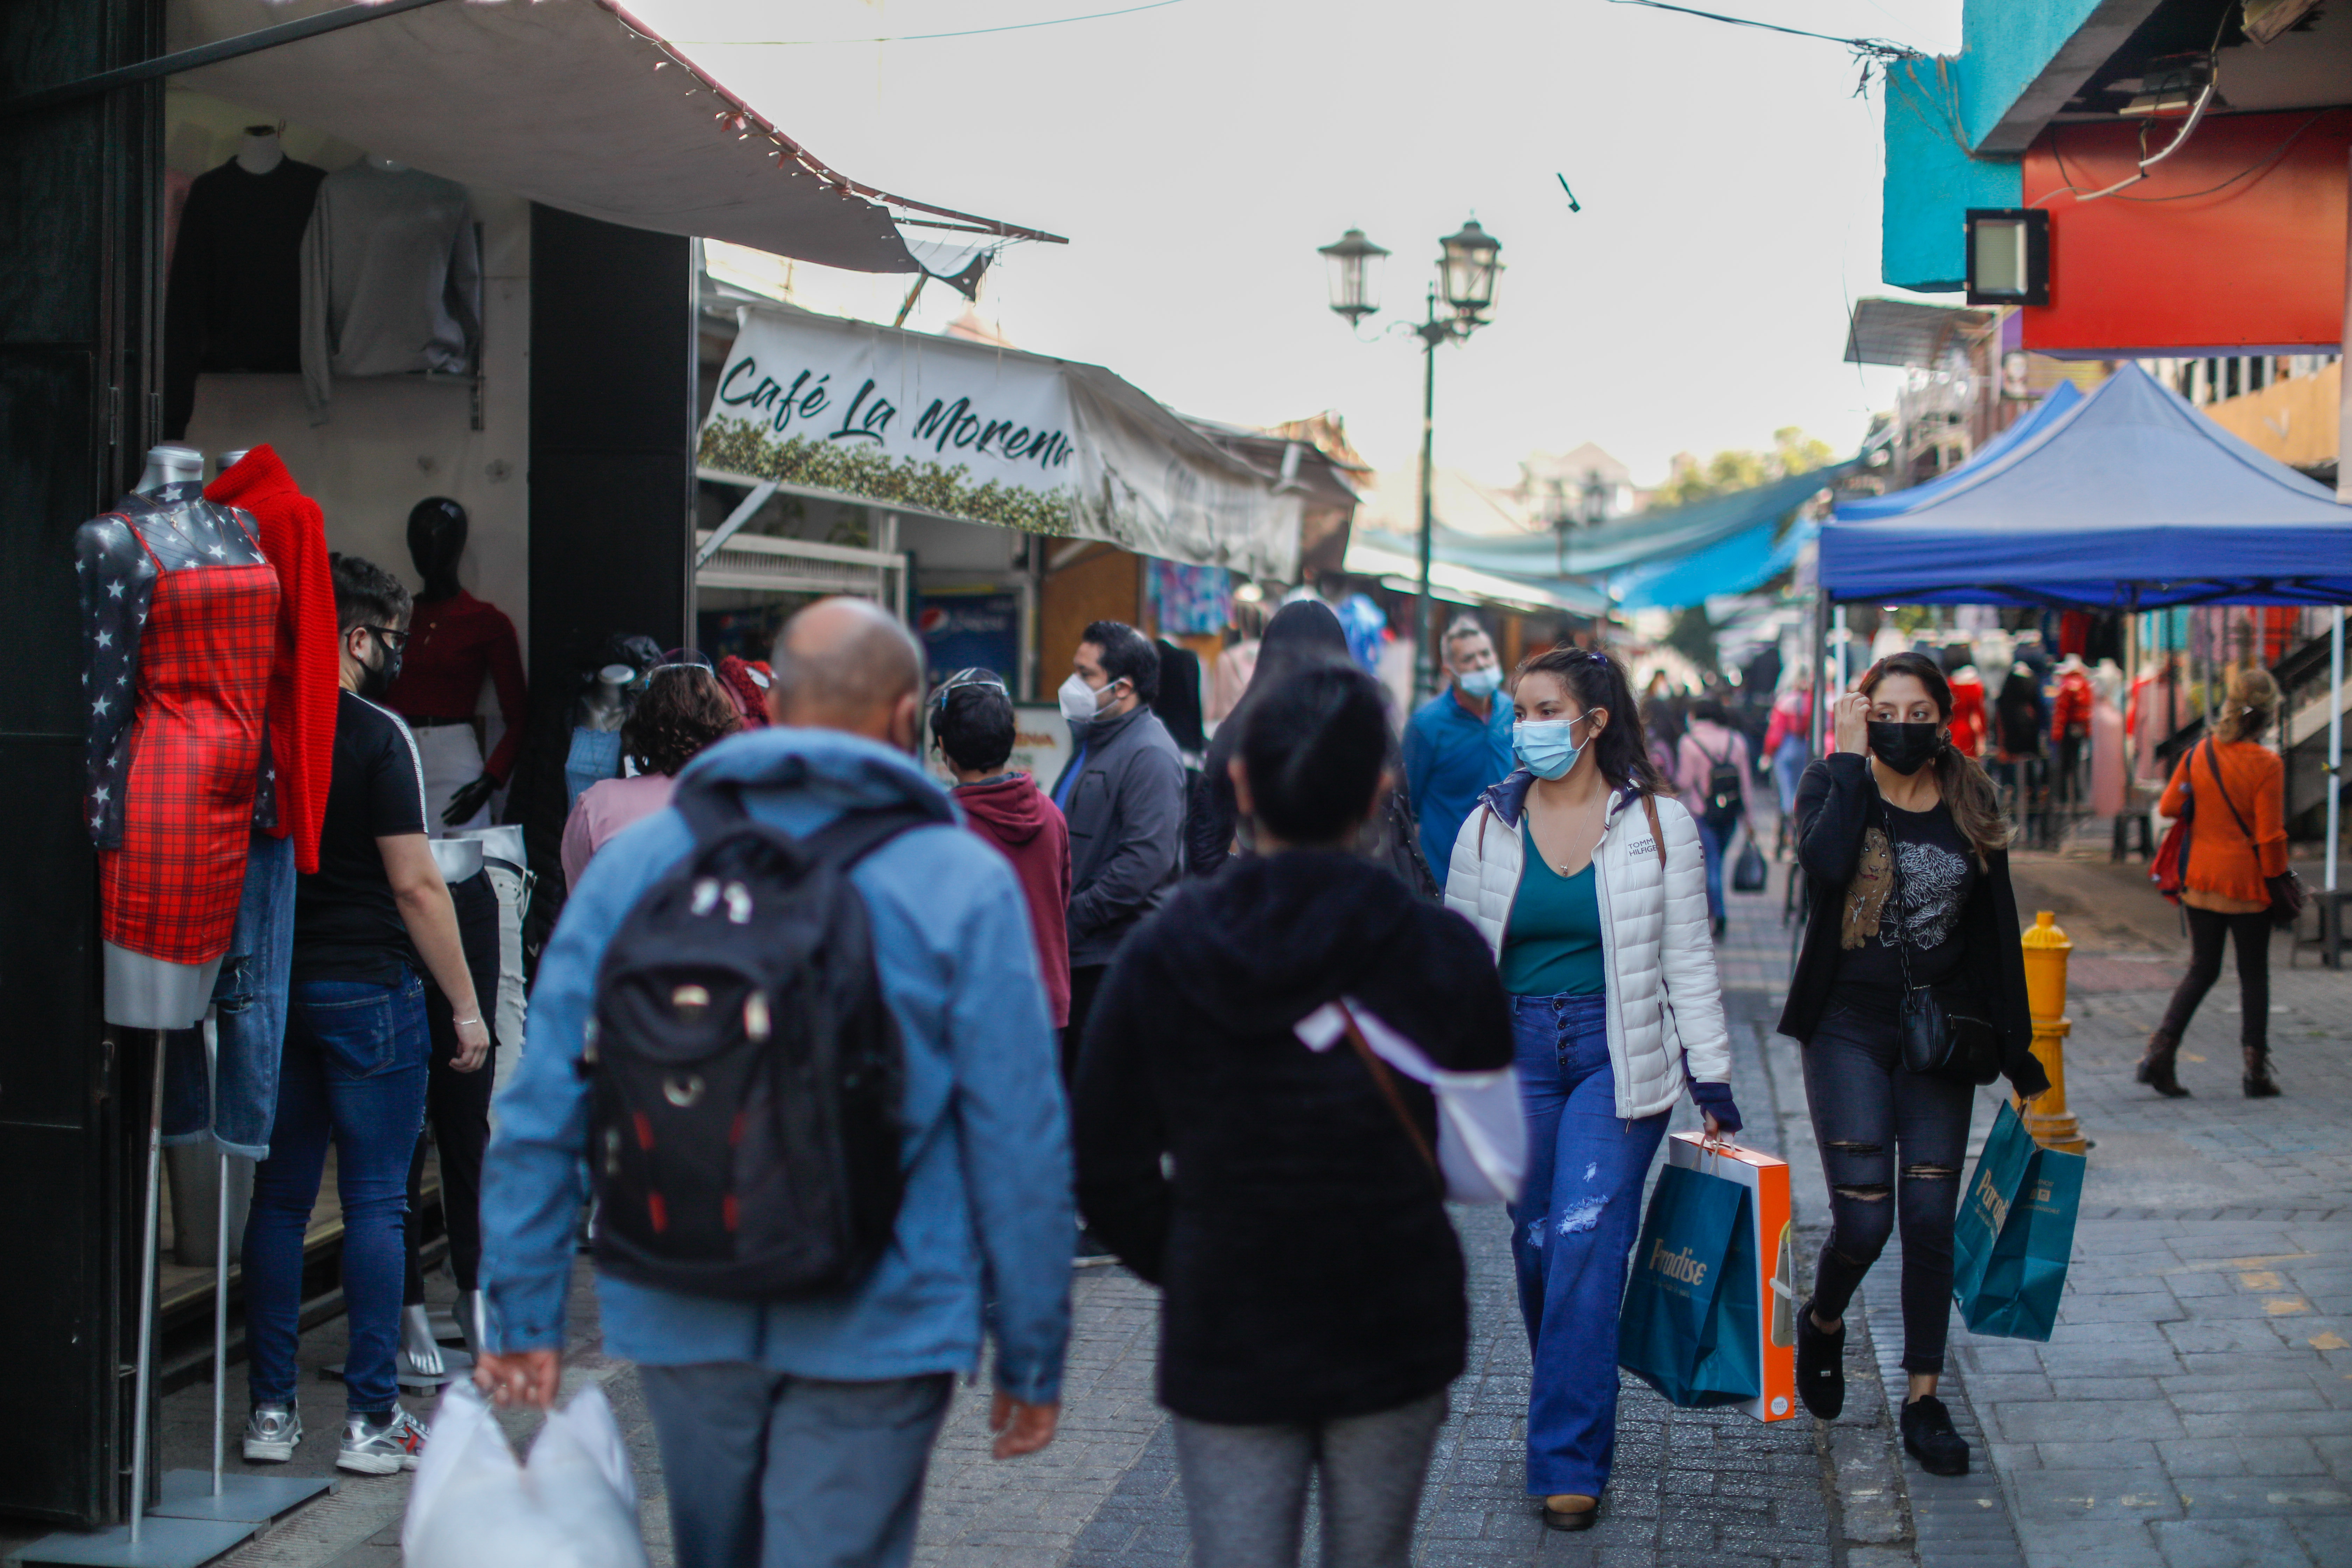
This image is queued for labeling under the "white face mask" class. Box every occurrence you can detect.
[1058,671,1108,727]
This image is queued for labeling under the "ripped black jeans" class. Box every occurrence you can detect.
[1801,993,1975,1374]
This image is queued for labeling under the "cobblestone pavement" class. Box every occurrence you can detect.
[10,838,2343,1568]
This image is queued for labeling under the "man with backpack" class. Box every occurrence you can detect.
[475,597,1072,1568]
[1676,697,1752,941]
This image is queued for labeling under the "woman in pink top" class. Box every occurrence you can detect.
[560,663,742,887]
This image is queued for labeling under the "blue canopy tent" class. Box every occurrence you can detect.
[1833,381,2080,520]
[1818,364,2352,609]
[1815,360,2350,916]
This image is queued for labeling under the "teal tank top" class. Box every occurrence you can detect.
[1500,845,1605,996]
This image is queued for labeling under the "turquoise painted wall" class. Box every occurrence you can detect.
[1882,59,2022,292]
[1956,0,2109,148]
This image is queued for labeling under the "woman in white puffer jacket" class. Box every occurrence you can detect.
[1443,645,1741,1534]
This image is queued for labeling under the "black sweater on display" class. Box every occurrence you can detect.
[1777,753,2050,1097]
[1073,850,1511,1426]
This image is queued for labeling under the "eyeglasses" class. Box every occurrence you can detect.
[367,626,411,652]
[930,668,1008,709]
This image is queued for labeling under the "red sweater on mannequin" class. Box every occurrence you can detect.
[386,590,528,782]
[206,445,339,873]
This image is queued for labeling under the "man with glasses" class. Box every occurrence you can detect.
[240,553,490,1476]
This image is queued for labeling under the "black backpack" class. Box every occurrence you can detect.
[581,774,936,1300]
[1698,738,1745,834]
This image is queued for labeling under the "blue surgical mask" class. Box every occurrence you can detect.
[1457,665,1502,700]
[1513,714,1590,781]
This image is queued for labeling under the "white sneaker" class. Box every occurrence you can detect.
[241,1401,301,1464]
[336,1406,428,1475]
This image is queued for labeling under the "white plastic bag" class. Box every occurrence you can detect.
[402,1382,648,1568]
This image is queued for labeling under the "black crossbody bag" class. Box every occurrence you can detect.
[1882,801,2003,1085]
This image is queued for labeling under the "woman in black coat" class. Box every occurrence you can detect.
[1077,661,1511,1568]
[1186,599,1435,895]
[1780,652,2049,1480]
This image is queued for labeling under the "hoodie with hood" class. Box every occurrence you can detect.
[480,727,1073,1405]
[1074,851,1510,1425]
[955,772,1073,1028]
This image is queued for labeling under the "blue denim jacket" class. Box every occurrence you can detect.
[479,728,1074,1403]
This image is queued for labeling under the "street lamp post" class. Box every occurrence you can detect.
[1320,217,1502,702]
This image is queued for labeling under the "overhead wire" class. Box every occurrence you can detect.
[1605,0,1924,93]
[676,0,1188,46]
[2032,7,2232,205]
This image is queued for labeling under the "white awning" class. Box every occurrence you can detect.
[167,0,1060,274]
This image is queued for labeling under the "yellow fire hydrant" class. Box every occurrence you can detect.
[2017,910,2087,1154]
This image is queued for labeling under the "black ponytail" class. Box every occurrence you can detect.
[1234,659,1388,846]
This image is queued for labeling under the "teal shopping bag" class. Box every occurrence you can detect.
[1618,1162,1762,1407]
[1952,1100,2085,1341]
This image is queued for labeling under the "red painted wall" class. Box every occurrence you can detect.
[2019,108,2351,354]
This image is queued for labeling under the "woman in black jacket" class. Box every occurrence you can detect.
[1186,600,1435,895]
[1781,652,2049,1479]
[1077,661,1512,1568]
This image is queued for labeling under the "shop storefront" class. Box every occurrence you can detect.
[0,0,1056,1530]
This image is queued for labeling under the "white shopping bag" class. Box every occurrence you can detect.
[402,1382,648,1568]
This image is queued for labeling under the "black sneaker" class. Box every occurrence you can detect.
[1795,1300,1845,1419]
[1900,1394,1970,1476]
[1073,1225,1116,1267]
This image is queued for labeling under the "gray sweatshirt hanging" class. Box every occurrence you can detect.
[299,160,482,423]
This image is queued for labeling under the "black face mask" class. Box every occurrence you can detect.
[1867,720,1941,777]
[358,632,403,701]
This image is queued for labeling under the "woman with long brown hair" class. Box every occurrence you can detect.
[1780,652,2049,1478]
[1443,645,1738,1531]
[2140,667,2288,1098]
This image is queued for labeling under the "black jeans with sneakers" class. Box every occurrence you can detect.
[1800,993,1975,1374]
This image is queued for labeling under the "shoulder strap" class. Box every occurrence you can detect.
[1337,1004,1441,1183]
[671,770,937,871]
[800,804,936,871]
[2202,741,2257,842]
[1640,793,1667,869]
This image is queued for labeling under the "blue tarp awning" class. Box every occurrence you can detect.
[1613,514,1819,612]
[1834,382,2080,520]
[1818,363,2352,609]
[1354,461,1851,611]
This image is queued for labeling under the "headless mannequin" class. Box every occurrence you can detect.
[236,126,283,177]
[86,445,272,1027]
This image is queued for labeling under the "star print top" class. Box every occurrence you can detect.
[78,486,274,849]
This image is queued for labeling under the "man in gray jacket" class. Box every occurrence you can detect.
[1051,620,1186,1084]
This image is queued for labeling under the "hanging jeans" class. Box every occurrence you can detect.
[162,831,296,1158]
[245,973,430,1416]
[1508,991,1668,1499]
[1800,994,1974,1374]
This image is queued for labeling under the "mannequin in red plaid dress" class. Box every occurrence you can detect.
[78,484,279,1026]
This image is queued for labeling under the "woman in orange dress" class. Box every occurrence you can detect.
[2139,668,2288,1099]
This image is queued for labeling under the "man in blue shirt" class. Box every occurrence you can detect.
[475,598,1070,1568]
[1404,615,1514,873]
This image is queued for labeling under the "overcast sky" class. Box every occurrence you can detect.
[643,0,1964,489]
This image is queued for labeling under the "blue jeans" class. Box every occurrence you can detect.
[1772,736,1808,816]
[1694,819,1729,923]
[162,832,296,1158]
[1508,992,1668,1498]
[244,973,430,1415]
[637,1364,953,1568]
